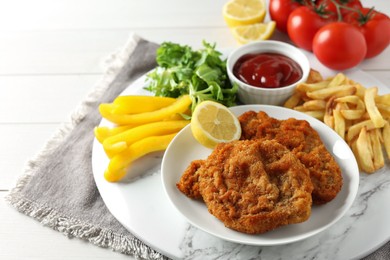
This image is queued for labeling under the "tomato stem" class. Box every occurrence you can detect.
[355,7,375,25]
[329,0,360,21]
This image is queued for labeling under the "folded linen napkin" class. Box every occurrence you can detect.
[6,34,166,260]
[5,34,389,260]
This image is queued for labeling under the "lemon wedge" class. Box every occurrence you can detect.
[231,21,276,44]
[223,0,266,28]
[191,101,242,149]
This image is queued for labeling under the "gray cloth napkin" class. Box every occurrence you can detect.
[5,34,389,260]
[6,34,167,260]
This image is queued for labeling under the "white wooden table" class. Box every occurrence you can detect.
[1,0,389,259]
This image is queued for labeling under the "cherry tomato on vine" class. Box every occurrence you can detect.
[287,6,334,51]
[344,8,390,58]
[269,0,309,33]
[313,22,367,70]
[316,0,362,16]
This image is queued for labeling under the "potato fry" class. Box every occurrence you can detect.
[377,103,390,119]
[369,129,384,170]
[356,127,375,173]
[302,110,325,120]
[306,85,356,100]
[324,96,336,128]
[354,83,366,99]
[284,92,302,108]
[328,73,347,87]
[346,119,376,143]
[307,69,323,83]
[285,71,390,174]
[376,93,390,105]
[333,109,345,139]
[296,81,330,93]
[365,87,386,128]
[303,100,326,110]
[383,121,390,160]
[335,95,366,120]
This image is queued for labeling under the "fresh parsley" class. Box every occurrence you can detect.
[144,41,238,112]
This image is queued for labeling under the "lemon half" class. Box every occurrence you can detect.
[191,101,242,148]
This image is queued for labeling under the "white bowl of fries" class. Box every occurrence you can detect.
[227,40,310,105]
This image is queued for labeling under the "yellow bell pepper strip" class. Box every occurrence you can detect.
[103,120,189,158]
[112,95,176,114]
[104,133,177,182]
[94,125,135,143]
[99,95,192,125]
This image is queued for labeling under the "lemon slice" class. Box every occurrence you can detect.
[231,21,276,44]
[223,0,266,28]
[191,101,242,148]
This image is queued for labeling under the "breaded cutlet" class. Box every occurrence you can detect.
[239,110,343,205]
[177,139,313,234]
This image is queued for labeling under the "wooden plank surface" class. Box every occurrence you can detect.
[1,0,389,259]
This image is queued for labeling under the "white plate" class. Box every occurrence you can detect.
[92,52,390,259]
[161,105,359,246]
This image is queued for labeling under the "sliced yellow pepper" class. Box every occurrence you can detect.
[94,125,135,143]
[112,95,176,114]
[103,120,189,157]
[104,133,177,182]
[99,95,191,125]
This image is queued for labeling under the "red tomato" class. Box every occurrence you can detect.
[269,0,307,33]
[344,8,390,58]
[287,6,333,51]
[316,0,362,16]
[313,22,367,70]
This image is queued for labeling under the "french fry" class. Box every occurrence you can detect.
[383,121,390,160]
[324,96,336,129]
[306,85,356,100]
[333,109,345,139]
[346,119,376,143]
[306,69,323,83]
[376,93,390,105]
[369,129,384,170]
[377,103,390,119]
[365,87,386,128]
[296,81,330,93]
[336,95,366,120]
[284,92,302,108]
[303,100,326,110]
[356,127,375,173]
[303,110,325,120]
[93,73,390,179]
[328,73,347,87]
[285,71,390,173]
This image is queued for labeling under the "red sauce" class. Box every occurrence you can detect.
[233,53,303,88]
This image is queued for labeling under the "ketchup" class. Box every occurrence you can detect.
[233,53,303,88]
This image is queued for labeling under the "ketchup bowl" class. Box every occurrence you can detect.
[227,41,310,105]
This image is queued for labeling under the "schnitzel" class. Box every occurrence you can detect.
[176,110,343,233]
[239,111,343,205]
[177,139,313,234]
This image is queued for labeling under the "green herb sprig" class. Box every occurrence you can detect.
[144,41,238,112]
